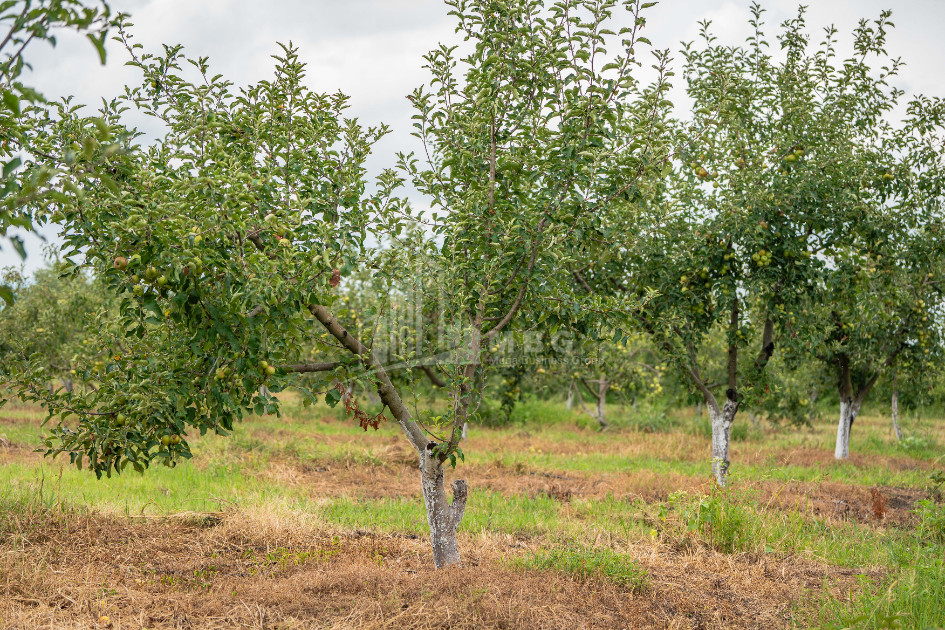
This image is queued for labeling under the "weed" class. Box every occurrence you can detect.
[914,499,945,544]
[896,434,930,454]
[674,491,752,553]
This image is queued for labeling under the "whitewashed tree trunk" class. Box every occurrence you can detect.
[566,381,574,410]
[710,399,738,487]
[834,400,861,460]
[695,400,703,418]
[891,388,902,442]
[595,375,609,430]
[420,451,468,568]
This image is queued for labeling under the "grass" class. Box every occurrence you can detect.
[509,546,650,591]
[1,393,944,628]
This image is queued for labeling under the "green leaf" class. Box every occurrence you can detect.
[2,90,19,116]
[2,157,21,179]
[86,33,107,65]
[325,388,342,408]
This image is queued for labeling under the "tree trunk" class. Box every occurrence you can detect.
[566,381,574,410]
[709,399,738,487]
[749,411,759,428]
[834,399,861,460]
[695,400,703,418]
[891,388,902,442]
[420,451,468,568]
[596,375,609,430]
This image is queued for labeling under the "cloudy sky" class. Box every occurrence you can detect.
[4,0,945,273]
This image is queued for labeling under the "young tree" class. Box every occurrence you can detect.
[5,0,671,568]
[813,193,945,459]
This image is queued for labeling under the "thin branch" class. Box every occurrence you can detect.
[282,362,341,374]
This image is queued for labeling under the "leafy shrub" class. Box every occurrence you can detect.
[623,401,681,433]
[897,434,931,454]
[674,491,752,553]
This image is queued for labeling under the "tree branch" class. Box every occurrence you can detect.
[416,364,447,388]
[309,304,428,452]
[282,362,340,374]
[753,318,775,371]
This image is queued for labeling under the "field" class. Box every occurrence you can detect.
[1,395,943,629]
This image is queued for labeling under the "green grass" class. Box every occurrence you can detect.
[0,457,304,515]
[509,546,649,591]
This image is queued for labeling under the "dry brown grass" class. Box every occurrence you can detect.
[0,508,870,630]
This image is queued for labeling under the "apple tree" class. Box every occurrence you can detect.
[6,0,672,568]
[588,4,941,485]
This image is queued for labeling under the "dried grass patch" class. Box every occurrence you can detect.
[0,508,870,630]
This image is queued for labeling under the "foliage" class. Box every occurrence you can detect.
[671,490,752,553]
[914,498,945,545]
[5,36,388,475]
[0,259,113,397]
[0,0,117,304]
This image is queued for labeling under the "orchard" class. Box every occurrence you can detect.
[0,1,944,627]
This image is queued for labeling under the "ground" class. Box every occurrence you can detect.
[0,395,942,629]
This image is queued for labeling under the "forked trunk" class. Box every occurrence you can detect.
[710,399,738,487]
[420,451,468,568]
[834,399,861,460]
